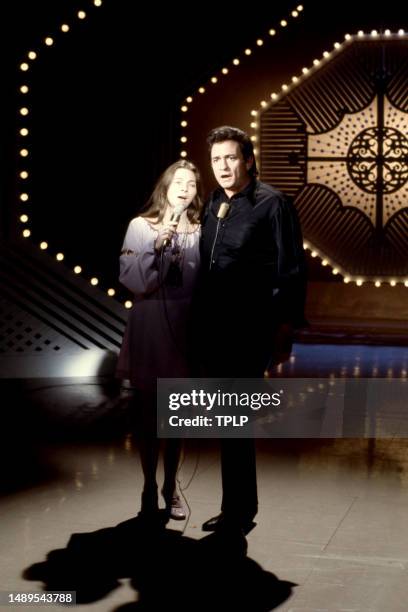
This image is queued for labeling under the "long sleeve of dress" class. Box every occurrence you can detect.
[119,217,165,297]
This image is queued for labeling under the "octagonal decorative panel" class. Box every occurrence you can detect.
[259,38,408,279]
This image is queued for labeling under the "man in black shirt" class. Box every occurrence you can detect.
[198,125,306,533]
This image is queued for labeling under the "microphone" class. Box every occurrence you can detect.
[208,202,230,271]
[217,202,230,219]
[163,203,186,248]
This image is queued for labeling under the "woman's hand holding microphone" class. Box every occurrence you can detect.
[154,220,178,251]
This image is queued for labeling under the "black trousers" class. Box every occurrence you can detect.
[197,305,272,523]
[220,438,258,521]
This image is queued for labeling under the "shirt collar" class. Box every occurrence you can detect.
[214,178,257,203]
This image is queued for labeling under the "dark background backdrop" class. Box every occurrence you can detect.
[1,1,407,298]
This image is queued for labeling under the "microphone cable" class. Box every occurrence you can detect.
[175,439,202,535]
[209,201,230,271]
[158,245,186,358]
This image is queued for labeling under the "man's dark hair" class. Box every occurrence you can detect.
[207,125,258,177]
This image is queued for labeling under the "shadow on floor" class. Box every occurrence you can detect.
[23,515,296,611]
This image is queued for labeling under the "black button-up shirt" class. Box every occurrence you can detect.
[200,179,306,327]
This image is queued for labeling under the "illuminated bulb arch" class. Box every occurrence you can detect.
[251,30,408,288]
[302,239,407,286]
[179,4,305,158]
[15,0,133,305]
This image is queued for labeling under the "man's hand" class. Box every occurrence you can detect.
[268,322,294,367]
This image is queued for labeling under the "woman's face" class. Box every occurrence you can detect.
[166,167,197,209]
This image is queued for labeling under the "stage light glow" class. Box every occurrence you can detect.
[44,37,54,46]
[28,51,37,60]
[20,149,29,157]
[356,279,363,286]
[269,29,276,36]
[78,11,86,19]
[222,68,228,74]
[233,58,240,65]
[251,110,258,116]
[56,253,64,261]
[311,251,317,258]
[20,128,29,136]
[390,279,397,286]
[90,277,98,286]
[20,85,29,93]
[61,24,70,32]
[20,215,29,223]
[245,49,252,55]
[20,193,29,201]
[186,96,193,103]
[107,288,115,296]
[375,281,381,287]
[181,120,187,127]
[125,300,133,309]
[181,105,188,112]
[20,107,29,116]
[74,266,82,274]
[180,151,187,158]
[40,242,48,250]
[20,63,29,71]
[180,136,187,143]
[211,77,218,83]
[20,171,29,179]
[344,277,350,283]
[302,67,309,74]
[256,39,263,46]
[280,20,287,27]
[198,87,205,93]
[332,268,339,275]
[22,229,31,238]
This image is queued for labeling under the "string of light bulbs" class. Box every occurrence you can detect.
[16,0,136,308]
[249,29,408,287]
[178,4,305,158]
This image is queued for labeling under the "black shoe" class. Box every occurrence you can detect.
[201,513,256,535]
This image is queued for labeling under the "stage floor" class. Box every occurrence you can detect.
[1,343,408,611]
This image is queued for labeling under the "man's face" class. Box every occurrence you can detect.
[210,140,253,196]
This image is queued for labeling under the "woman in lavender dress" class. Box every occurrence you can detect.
[117,160,202,522]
